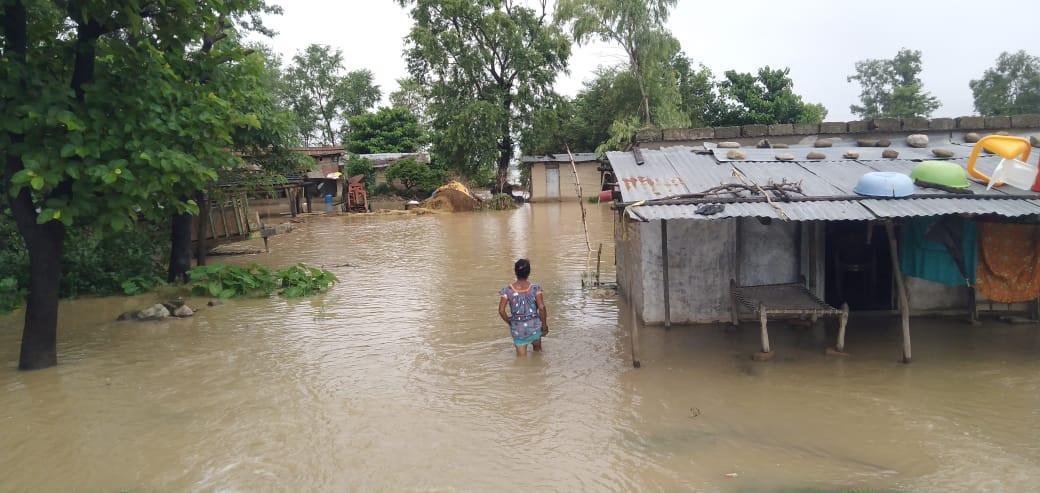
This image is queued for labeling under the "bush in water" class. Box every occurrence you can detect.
[188,263,338,299]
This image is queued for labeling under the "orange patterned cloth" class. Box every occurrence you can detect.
[975,222,1040,303]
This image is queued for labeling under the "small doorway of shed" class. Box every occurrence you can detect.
[545,164,560,199]
[824,221,895,311]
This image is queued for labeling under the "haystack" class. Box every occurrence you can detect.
[422,181,481,212]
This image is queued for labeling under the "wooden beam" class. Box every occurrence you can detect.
[885,221,912,363]
[662,219,671,329]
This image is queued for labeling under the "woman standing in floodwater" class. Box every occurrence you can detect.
[498,259,549,356]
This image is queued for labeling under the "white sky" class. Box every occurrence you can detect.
[258,0,1040,121]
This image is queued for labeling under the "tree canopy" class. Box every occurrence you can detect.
[345,107,424,154]
[970,50,1040,116]
[847,48,941,119]
[0,0,293,369]
[715,66,827,126]
[557,0,680,126]
[282,44,381,146]
[398,0,570,189]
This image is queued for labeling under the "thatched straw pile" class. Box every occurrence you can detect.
[422,181,481,212]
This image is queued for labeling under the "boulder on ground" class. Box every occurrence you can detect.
[136,304,170,321]
[173,305,194,318]
[117,310,140,321]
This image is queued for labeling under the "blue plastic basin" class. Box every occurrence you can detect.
[853,172,915,197]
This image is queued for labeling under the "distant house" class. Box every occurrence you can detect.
[296,146,346,178]
[521,153,606,202]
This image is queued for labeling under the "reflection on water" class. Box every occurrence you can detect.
[1,203,1039,492]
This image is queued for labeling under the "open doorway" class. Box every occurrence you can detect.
[824,221,895,311]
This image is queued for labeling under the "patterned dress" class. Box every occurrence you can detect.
[500,283,543,346]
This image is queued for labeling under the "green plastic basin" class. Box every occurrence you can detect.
[910,160,970,188]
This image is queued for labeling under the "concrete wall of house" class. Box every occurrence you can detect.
[529,162,601,202]
[617,217,807,324]
[906,278,972,311]
[738,219,800,286]
[530,164,547,201]
[616,217,645,316]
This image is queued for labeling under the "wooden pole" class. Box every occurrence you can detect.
[565,145,593,253]
[662,219,671,329]
[595,243,603,286]
[885,221,912,363]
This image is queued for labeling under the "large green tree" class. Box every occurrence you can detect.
[282,44,381,146]
[344,107,424,154]
[715,66,827,126]
[0,0,284,370]
[848,48,941,118]
[557,0,679,126]
[970,50,1040,116]
[398,0,570,190]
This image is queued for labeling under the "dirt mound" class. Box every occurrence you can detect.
[422,181,481,212]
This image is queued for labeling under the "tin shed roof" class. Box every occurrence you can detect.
[607,145,1040,222]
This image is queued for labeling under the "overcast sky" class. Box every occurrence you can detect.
[258,0,1040,121]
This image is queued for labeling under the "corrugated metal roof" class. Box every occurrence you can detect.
[631,200,875,221]
[860,197,1040,218]
[608,145,1040,222]
[521,153,600,163]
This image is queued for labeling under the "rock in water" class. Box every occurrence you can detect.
[843,151,860,159]
[965,132,981,143]
[117,310,140,321]
[208,300,224,307]
[726,149,747,160]
[856,139,878,147]
[882,149,900,159]
[906,134,929,148]
[932,148,955,158]
[173,305,194,318]
[775,153,795,161]
[814,139,833,148]
[136,304,170,321]
[718,141,741,148]
[1031,135,1040,147]
[806,151,826,160]
[876,139,891,147]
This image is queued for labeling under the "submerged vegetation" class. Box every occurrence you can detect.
[188,263,338,299]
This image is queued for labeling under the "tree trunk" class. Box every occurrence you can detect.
[496,97,513,193]
[195,192,208,267]
[4,2,63,370]
[167,208,193,284]
[9,184,65,371]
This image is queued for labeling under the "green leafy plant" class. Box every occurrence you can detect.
[277,264,339,298]
[121,276,164,296]
[188,263,337,299]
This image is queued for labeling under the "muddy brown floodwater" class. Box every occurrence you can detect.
[2,203,1040,492]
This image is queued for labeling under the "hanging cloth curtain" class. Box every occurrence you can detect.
[975,222,1040,303]
[900,216,978,286]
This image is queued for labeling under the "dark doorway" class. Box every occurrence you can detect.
[824,221,894,310]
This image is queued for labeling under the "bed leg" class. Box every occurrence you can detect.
[754,306,774,361]
[827,303,851,357]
